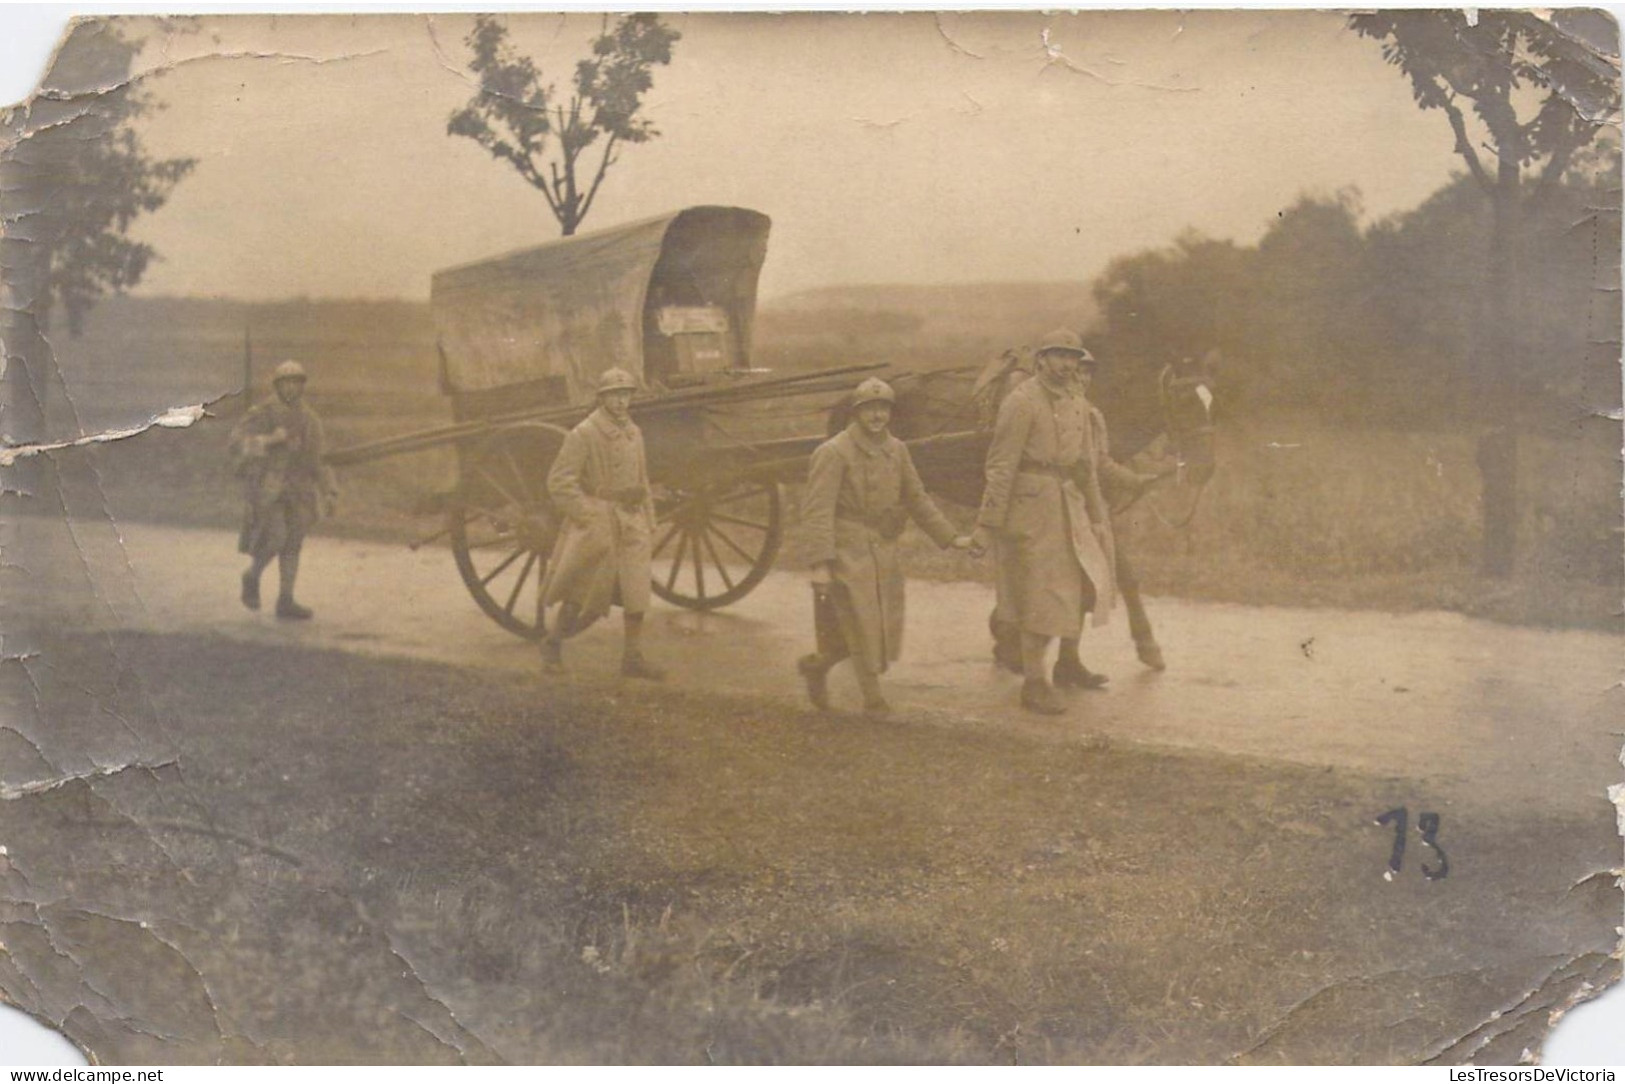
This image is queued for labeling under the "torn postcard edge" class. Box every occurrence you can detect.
[0,404,207,467]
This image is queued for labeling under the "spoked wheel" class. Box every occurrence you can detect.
[449,423,568,640]
[650,479,783,610]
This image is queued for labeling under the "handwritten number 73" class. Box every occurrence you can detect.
[1374,807,1449,881]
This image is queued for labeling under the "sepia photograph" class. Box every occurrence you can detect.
[1,8,1621,1066]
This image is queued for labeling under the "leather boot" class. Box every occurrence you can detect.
[854,664,890,718]
[1053,656,1109,690]
[797,654,832,711]
[989,615,1024,674]
[275,598,313,620]
[861,694,893,719]
[241,572,261,611]
[1020,678,1067,715]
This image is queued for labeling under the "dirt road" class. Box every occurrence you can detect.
[20,517,1620,816]
[7,510,1622,1064]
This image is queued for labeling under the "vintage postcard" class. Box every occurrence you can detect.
[1,10,1620,1065]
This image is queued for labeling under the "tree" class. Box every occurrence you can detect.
[2,18,195,500]
[4,20,195,337]
[1091,231,1257,402]
[1348,10,1621,576]
[448,14,681,237]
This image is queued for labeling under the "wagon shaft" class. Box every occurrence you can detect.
[323,362,885,468]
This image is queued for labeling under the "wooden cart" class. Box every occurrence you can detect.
[328,206,880,639]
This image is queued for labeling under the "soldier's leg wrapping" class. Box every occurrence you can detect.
[620,611,666,680]
[549,602,581,645]
[244,503,281,584]
[1020,631,1050,684]
[830,589,886,708]
[1055,570,1101,678]
[276,521,306,604]
[243,552,272,611]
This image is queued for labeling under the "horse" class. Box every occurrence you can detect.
[827,347,1218,675]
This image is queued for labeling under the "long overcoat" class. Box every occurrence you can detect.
[539,408,656,627]
[978,376,1117,639]
[800,425,959,674]
[229,399,334,557]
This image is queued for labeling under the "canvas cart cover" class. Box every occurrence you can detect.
[432,206,771,404]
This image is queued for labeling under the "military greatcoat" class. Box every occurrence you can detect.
[540,407,656,627]
[978,376,1117,639]
[800,424,959,674]
[229,399,335,558]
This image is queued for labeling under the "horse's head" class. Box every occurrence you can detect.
[1158,351,1218,484]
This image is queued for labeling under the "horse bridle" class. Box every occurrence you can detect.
[1111,365,1215,528]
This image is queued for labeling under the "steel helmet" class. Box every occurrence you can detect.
[851,377,896,408]
[596,367,639,394]
[1035,329,1093,363]
[272,359,308,383]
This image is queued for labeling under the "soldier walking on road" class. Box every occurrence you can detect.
[970,330,1118,715]
[230,360,339,620]
[1052,350,1159,687]
[798,377,974,717]
[539,368,665,680]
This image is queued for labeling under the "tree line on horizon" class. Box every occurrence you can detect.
[1087,160,1622,430]
[70,156,1622,439]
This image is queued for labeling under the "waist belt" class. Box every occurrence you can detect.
[837,506,908,540]
[1018,459,1076,479]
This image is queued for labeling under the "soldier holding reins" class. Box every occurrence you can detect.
[970,330,1120,715]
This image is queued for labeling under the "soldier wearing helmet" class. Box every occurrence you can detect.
[797,376,973,716]
[983,339,1160,690]
[229,359,339,619]
[538,367,665,680]
[970,328,1120,715]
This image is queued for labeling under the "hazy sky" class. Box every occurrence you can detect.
[20,11,1467,301]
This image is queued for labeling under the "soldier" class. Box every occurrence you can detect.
[984,348,1159,685]
[1052,349,1158,687]
[970,330,1117,715]
[539,368,665,680]
[230,359,339,620]
[798,377,974,717]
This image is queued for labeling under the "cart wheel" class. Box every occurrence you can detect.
[650,479,783,610]
[449,423,567,639]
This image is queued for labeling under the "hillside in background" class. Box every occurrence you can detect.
[51,281,1095,420]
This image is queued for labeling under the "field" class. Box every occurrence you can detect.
[3,630,1614,1064]
[38,295,1624,631]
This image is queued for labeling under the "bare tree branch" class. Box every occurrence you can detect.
[1441,95,1494,192]
[575,134,620,227]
